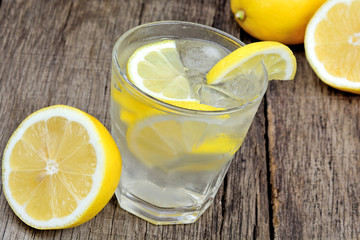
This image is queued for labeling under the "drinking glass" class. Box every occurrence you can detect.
[110,21,268,224]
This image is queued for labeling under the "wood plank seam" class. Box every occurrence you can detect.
[219,175,228,237]
[265,95,276,240]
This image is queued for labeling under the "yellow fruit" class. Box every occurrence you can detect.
[305,0,360,93]
[162,100,223,111]
[2,105,122,229]
[207,41,297,84]
[127,40,196,101]
[114,39,225,125]
[111,84,160,125]
[111,83,222,127]
[230,0,326,45]
[126,115,241,171]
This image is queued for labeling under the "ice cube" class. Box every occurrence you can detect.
[217,75,258,100]
[177,40,228,73]
[185,69,206,88]
[215,62,266,101]
[197,63,266,109]
[196,84,245,109]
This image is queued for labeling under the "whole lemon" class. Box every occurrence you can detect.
[230,0,326,45]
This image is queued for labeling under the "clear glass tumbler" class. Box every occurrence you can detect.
[110,21,268,224]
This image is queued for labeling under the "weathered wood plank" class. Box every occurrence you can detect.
[267,50,360,239]
[0,0,145,239]
[0,0,270,239]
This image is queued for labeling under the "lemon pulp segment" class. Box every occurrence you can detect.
[9,117,96,220]
[2,105,122,229]
[127,40,194,101]
[305,0,360,93]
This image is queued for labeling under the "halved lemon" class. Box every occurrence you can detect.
[305,0,360,93]
[207,41,297,84]
[2,105,122,229]
[126,115,242,171]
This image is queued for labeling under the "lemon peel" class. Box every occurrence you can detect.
[2,105,122,229]
[207,41,297,85]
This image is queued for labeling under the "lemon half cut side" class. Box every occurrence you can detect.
[2,105,122,229]
[305,0,360,93]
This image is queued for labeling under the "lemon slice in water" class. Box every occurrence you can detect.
[126,115,242,171]
[126,39,222,111]
[127,40,194,101]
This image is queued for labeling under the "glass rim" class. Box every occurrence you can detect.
[112,20,268,116]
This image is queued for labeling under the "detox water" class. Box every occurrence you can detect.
[111,22,267,225]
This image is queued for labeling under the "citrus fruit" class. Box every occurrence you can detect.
[2,105,122,229]
[305,0,360,94]
[121,40,221,115]
[126,115,242,171]
[230,0,326,45]
[207,41,297,84]
[127,40,195,101]
[111,82,221,127]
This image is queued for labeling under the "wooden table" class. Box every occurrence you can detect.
[1,0,359,239]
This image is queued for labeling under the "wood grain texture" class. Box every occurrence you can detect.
[267,50,360,239]
[3,0,359,239]
[0,0,269,239]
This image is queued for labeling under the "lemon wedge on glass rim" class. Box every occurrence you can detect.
[2,105,122,229]
[123,39,296,170]
[127,39,296,107]
[207,41,297,84]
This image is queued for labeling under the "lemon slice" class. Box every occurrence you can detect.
[127,40,195,101]
[305,0,360,93]
[111,83,222,127]
[2,105,122,229]
[207,41,297,84]
[162,100,222,111]
[126,39,221,112]
[126,115,242,171]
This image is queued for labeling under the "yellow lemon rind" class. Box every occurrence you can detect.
[304,0,360,94]
[207,41,297,84]
[230,0,327,45]
[2,105,121,229]
[127,40,196,101]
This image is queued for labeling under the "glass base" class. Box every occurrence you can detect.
[115,188,213,225]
